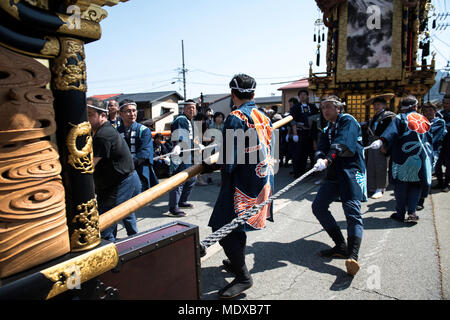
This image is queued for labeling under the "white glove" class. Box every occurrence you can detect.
[313,158,328,172]
[293,135,299,143]
[198,144,206,151]
[163,157,170,166]
[285,135,290,143]
[173,145,181,156]
[368,140,383,150]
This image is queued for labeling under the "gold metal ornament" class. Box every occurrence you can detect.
[70,198,101,252]
[66,121,94,174]
[51,38,87,92]
[41,243,118,299]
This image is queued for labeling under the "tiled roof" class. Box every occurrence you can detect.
[278,78,309,91]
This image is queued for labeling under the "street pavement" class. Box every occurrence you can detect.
[116,164,448,300]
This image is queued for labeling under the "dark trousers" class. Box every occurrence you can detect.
[394,181,422,216]
[292,137,314,176]
[169,163,197,209]
[435,155,449,188]
[312,180,364,239]
[99,171,141,242]
[214,228,247,272]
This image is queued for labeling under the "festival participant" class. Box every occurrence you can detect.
[167,100,199,217]
[433,94,450,192]
[208,74,275,298]
[372,96,433,223]
[363,94,396,199]
[107,99,122,129]
[417,102,447,210]
[117,99,158,191]
[311,95,367,277]
[86,98,141,241]
[287,89,320,178]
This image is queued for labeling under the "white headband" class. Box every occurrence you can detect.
[230,79,256,93]
[321,98,346,107]
[400,98,418,110]
[87,104,108,113]
[119,102,137,110]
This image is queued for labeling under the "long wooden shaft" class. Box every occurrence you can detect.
[99,115,293,232]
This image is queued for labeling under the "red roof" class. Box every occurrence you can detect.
[278,78,309,91]
[90,93,121,101]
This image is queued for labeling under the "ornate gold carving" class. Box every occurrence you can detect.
[70,198,101,252]
[0,46,70,278]
[51,38,87,92]
[40,37,60,57]
[23,0,49,9]
[66,121,94,174]
[41,243,119,299]
[81,4,108,22]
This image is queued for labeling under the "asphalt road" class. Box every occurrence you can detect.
[116,165,448,300]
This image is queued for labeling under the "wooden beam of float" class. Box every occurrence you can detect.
[99,115,294,232]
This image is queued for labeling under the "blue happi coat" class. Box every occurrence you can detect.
[316,113,367,202]
[170,114,195,173]
[208,101,275,231]
[117,121,156,190]
[381,111,433,187]
[429,117,447,169]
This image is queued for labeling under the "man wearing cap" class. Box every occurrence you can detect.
[417,102,447,209]
[208,74,275,298]
[107,99,122,129]
[311,95,367,277]
[167,99,199,217]
[371,95,433,223]
[363,94,396,199]
[86,97,141,241]
[287,89,320,178]
[117,99,158,192]
[434,94,450,192]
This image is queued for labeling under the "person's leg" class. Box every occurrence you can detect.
[217,231,252,299]
[405,183,424,222]
[392,181,407,220]
[119,172,141,236]
[179,176,197,205]
[312,181,347,257]
[433,156,444,189]
[342,199,363,276]
[98,204,117,242]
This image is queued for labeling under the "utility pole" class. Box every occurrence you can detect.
[181,40,187,101]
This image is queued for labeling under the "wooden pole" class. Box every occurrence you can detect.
[99,115,293,232]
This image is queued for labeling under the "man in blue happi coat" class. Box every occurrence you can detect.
[312,95,367,277]
[433,94,450,192]
[417,102,447,210]
[117,99,158,192]
[167,100,200,217]
[207,74,275,298]
[371,96,433,223]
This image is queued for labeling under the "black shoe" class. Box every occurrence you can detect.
[167,208,187,217]
[432,183,444,190]
[442,187,449,193]
[417,205,424,211]
[346,236,362,276]
[319,228,348,258]
[319,244,348,258]
[218,277,253,299]
[390,213,404,222]
[178,202,194,208]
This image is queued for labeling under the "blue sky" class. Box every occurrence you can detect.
[85,0,449,100]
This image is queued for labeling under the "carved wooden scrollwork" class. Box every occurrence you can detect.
[0,46,70,279]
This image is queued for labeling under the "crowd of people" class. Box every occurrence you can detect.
[86,78,450,298]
